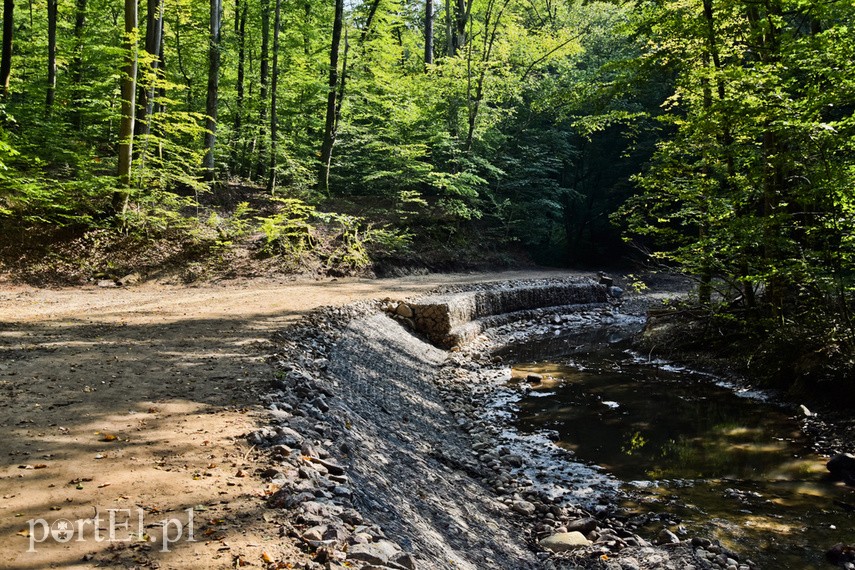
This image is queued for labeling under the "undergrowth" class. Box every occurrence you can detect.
[640,296,855,407]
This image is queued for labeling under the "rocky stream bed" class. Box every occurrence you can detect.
[244,276,851,570]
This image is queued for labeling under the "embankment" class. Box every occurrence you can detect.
[250,277,712,570]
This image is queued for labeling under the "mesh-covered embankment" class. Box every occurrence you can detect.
[325,314,540,569]
[397,279,608,347]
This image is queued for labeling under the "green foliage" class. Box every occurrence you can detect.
[618,0,855,387]
[256,197,411,271]
[257,198,317,256]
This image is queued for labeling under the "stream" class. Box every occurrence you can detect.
[500,336,855,568]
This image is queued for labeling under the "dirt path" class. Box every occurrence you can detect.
[0,270,571,570]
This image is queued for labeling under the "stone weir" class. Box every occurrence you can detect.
[392,279,609,347]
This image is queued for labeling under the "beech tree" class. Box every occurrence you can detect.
[203,0,222,179]
[46,0,58,110]
[116,0,139,212]
[0,0,12,98]
[318,0,343,193]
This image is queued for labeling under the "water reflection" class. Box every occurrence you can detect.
[510,347,855,568]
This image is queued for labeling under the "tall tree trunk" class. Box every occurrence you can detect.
[267,0,280,192]
[748,0,785,313]
[318,0,343,194]
[71,0,87,128]
[334,26,347,132]
[45,0,57,110]
[202,0,222,180]
[115,0,138,214]
[424,0,433,65]
[464,0,508,152]
[256,0,269,179]
[445,0,453,55]
[174,12,192,105]
[232,0,246,173]
[1,0,14,98]
[359,0,380,44]
[454,0,469,54]
[136,0,163,140]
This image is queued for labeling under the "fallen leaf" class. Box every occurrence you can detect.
[101,434,118,442]
[33,464,48,469]
[16,529,30,537]
[261,551,273,563]
[18,465,34,470]
[97,483,111,488]
[235,470,247,478]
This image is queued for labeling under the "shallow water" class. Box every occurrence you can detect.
[509,343,855,568]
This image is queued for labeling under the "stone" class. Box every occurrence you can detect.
[655,528,680,545]
[347,540,401,565]
[827,454,855,485]
[323,525,350,543]
[117,272,141,286]
[391,552,418,570]
[539,531,592,552]
[395,303,414,318]
[350,532,372,544]
[827,543,855,565]
[310,456,346,476]
[302,525,327,542]
[302,501,344,518]
[268,489,315,508]
[274,426,304,447]
[512,500,537,516]
[340,508,363,525]
[503,454,524,468]
[565,517,598,535]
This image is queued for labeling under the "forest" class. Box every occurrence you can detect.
[0,0,853,389]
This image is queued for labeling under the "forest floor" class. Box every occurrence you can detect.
[0,269,571,570]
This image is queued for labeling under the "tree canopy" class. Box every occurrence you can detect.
[0,0,854,384]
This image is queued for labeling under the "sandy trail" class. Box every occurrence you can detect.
[0,270,570,570]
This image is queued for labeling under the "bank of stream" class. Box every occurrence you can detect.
[252,275,854,570]
[499,334,855,568]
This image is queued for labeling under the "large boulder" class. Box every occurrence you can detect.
[539,531,592,552]
[827,453,855,485]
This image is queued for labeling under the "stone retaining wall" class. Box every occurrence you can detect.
[397,280,608,347]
